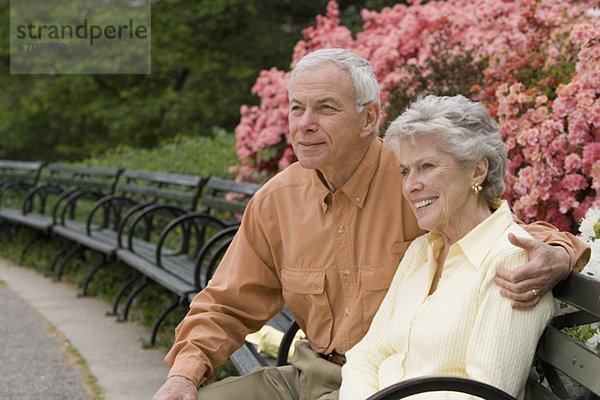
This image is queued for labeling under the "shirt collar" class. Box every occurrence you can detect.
[456,200,514,269]
[310,138,382,212]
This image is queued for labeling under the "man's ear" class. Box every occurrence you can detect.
[361,102,381,138]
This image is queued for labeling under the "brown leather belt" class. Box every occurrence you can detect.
[319,351,346,366]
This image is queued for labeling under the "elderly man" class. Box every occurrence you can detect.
[153,48,589,400]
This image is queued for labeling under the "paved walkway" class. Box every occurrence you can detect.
[0,258,169,400]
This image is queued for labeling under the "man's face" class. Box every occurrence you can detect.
[288,63,367,177]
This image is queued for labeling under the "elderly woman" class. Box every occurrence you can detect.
[339,95,554,400]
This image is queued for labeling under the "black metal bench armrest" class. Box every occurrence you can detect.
[194,226,239,289]
[56,188,110,225]
[84,194,139,236]
[367,376,517,400]
[0,180,39,207]
[0,176,17,188]
[115,201,156,247]
[125,204,188,253]
[155,212,227,270]
[276,320,300,367]
[24,185,75,215]
[0,179,22,194]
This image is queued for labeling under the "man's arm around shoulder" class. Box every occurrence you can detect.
[495,220,590,308]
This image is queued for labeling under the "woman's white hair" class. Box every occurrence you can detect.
[384,95,507,205]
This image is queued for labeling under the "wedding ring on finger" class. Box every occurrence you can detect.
[531,288,538,297]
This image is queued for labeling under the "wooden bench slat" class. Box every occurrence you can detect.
[554,273,600,316]
[205,176,261,195]
[122,169,204,186]
[536,326,600,396]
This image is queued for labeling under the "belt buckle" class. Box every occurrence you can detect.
[327,352,346,366]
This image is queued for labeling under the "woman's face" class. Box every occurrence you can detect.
[398,135,477,235]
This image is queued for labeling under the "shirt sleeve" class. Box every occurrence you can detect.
[463,248,554,398]
[164,196,285,387]
[520,220,591,272]
[340,240,423,400]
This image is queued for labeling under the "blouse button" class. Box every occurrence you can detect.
[337,225,345,234]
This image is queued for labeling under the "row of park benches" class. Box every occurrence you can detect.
[0,160,293,367]
[0,160,598,399]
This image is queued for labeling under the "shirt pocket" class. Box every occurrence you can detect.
[280,267,333,350]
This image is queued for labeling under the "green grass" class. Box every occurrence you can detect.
[54,323,105,400]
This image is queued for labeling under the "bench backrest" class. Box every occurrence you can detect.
[0,160,45,187]
[526,272,600,400]
[0,161,46,208]
[44,163,123,194]
[200,176,262,222]
[114,169,206,212]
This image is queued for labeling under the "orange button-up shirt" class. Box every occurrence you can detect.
[165,137,589,387]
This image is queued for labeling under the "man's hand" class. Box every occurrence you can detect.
[152,376,197,400]
[495,233,570,309]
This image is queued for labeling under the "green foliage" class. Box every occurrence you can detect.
[563,324,600,351]
[0,0,407,163]
[387,41,487,124]
[84,128,238,177]
[0,0,329,162]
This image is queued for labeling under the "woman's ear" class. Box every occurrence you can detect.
[473,157,489,184]
[361,102,381,138]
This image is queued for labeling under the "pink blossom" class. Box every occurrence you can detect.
[564,153,583,172]
[535,95,548,106]
[232,0,599,231]
[562,173,589,192]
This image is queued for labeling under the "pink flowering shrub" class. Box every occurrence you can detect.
[233,0,599,232]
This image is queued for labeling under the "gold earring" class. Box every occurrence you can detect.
[471,182,483,194]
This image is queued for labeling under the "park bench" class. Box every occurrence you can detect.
[0,160,46,236]
[112,176,262,344]
[0,163,122,265]
[231,271,599,400]
[46,171,260,344]
[0,160,45,188]
[50,168,206,283]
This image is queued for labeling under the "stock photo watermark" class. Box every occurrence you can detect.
[10,0,151,74]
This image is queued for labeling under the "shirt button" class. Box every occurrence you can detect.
[337,225,345,234]
[342,268,350,277]
[355,196,360,203]
[321,202,328,212]
[345,307,351,316]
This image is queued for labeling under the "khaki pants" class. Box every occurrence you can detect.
[198,340,341,400]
